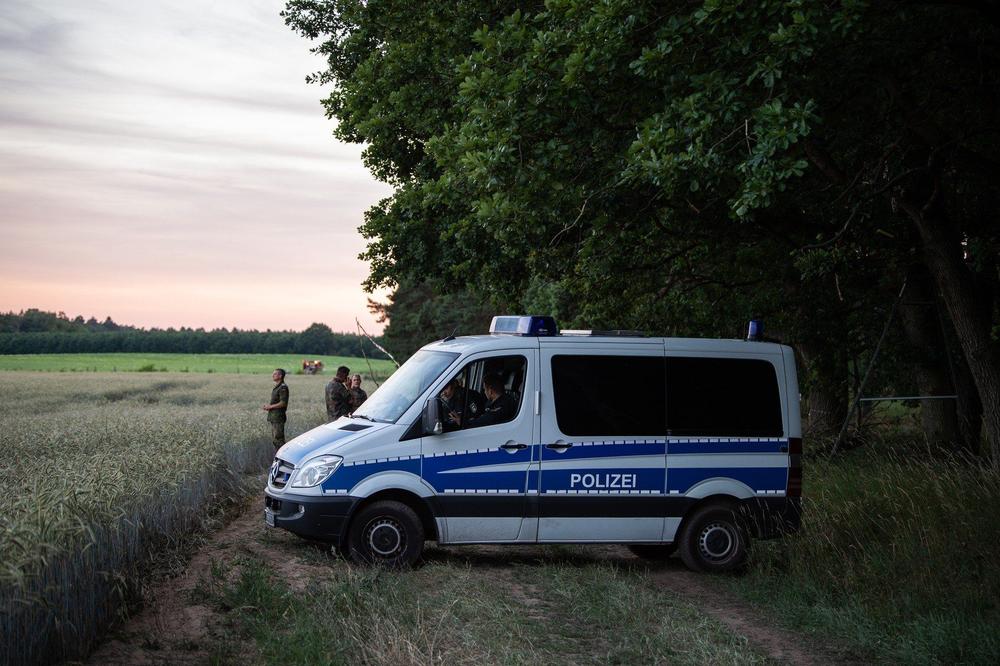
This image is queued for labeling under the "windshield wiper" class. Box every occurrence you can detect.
[352,413,377,422]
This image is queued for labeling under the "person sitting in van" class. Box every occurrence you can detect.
[439,377,484,430]
[452,373,516,428]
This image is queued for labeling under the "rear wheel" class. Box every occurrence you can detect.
[346,500,424,568]
[678,504,749,573]
[627,544,677,560]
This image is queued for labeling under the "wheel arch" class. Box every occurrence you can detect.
[675,493,744,544]
[339,489,438,550]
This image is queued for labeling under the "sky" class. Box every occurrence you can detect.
[0,0,394,333]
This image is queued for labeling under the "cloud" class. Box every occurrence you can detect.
[0,0,395,332]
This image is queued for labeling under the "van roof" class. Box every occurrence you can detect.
[421,334,787,356]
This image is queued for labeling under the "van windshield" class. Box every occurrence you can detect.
[352,350,459,424]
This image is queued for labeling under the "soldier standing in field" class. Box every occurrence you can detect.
[262,368,289,449]
[325,365,351,421]
[348,373,368,412]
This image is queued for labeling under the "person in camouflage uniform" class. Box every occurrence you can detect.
[348,373,368,412]
[325,365,351,421]
[262,368,290,449]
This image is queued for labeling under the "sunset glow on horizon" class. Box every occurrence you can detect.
[0,0,393,333]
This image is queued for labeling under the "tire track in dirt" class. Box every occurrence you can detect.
[85,501,324,665]
[647,565,863,666]
[86,502,856,665]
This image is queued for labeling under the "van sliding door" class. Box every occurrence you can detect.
[536,344,668,543]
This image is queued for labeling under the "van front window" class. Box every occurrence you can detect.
[352,350,459,423]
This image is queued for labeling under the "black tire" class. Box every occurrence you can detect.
[677,504,749,573]
[346,500,424,568]
[627,544,677,560]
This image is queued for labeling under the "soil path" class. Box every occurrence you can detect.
[85,502,317,665]
[86,505,854,665]
[647,566,862,665]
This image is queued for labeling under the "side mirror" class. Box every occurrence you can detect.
[422,398,443,436]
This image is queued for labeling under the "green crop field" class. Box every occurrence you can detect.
[0,371,337,664]
[0,353,397,377]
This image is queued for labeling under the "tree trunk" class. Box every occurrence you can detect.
[898,199,1000,466]
[897,263,960,449]
[798,340,848,439]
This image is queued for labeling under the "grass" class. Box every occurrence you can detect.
[0,371,337,664]
[0,352,396,377]
[203,543,770,665]
[724,443,1000,664]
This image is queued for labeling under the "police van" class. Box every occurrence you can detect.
[264,316,802,573]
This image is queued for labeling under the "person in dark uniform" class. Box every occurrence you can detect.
[451,373,515,428]
[439,377,485,431]
[348,373,368,412]
[262,368,289,449]
[325,365,351,421]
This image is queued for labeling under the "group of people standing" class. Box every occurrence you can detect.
[262,365,369,450]
[325,365,367,421]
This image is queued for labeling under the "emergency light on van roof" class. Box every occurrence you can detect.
[489,315,558,336]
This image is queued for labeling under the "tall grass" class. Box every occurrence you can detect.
[205,548,769,665]
[734,445,1000,663]
[0,372,329,664]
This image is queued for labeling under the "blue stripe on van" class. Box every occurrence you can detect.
[540,467,664,494]
[423,448,533,494]
[667,467,788,494]
[323,457,421,491]
[543,441,666,460]
[667,439,787,455]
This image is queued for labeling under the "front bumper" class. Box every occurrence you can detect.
[263,490,359,543]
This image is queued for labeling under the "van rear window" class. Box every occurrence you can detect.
[666,357,783,437]
[551,355,666,436]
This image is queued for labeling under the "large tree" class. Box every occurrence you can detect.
[287,1,999,458]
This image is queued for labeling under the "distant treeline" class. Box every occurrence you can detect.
[0,309,387,358]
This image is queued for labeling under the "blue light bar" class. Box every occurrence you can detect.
[489,315,558,336]
[746,319,763,342]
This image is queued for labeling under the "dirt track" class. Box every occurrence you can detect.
[87,505,854,665]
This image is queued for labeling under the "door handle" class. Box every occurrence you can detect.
[500,442,528,451]
[545,442,572,450]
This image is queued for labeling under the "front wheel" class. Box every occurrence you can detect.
[677,504,749,573]
[346,500,424,568]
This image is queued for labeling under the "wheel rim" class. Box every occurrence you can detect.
[364,516,406,559]
[697,521,737,562]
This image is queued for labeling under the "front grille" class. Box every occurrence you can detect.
[269,458,295,489]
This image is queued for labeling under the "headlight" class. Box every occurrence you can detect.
[290,455,343,488]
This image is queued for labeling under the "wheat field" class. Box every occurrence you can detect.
[0,371,334,664]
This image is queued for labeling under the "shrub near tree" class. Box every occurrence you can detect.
[285,0,999,460]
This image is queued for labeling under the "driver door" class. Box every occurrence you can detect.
[422,351,537,543]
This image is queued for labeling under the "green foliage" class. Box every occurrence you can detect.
[732,446,1000,663]
[289,0,999,444]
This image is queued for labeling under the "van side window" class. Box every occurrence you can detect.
[439,355,527,431]
[551,355,666,436]
[666,357,783,437]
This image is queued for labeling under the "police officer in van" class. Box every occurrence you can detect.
[439,376,484,431]
[451,373,515,428]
